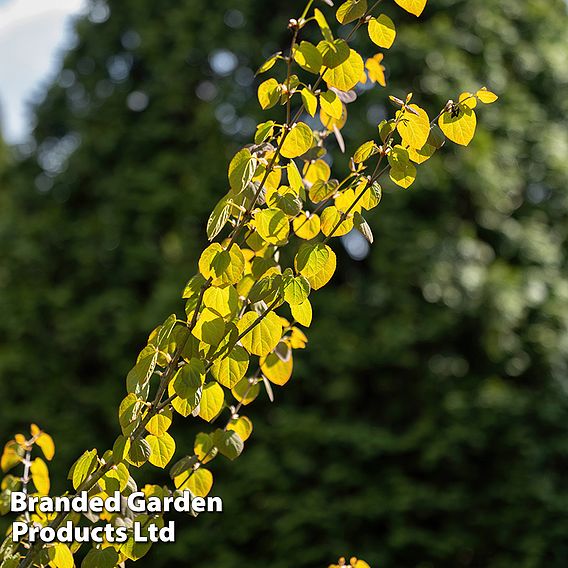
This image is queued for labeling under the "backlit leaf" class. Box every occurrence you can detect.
[198,382,225,422]
[238,311,283,356]
[147,432,175,469]
[324,49,364,91]
[368,14,396,48]
[394,0,427,16]
[281,123,313,159]
[294,243,337,290]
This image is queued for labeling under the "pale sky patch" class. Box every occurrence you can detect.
[0,0,86,143]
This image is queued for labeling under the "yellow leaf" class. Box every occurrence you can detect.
[365,53,386,87]
[320,102,347,131]
[335,188,362,213]
[304,160,330,184]
[48,543,74,568]
[476,87,498,104]
[394,0,427,16]
[458,92,477,109]
[260,351,293,386]
[388,145,417,188]
[146,408,173,437]
[301,88,318,117]
[368,14,396,49]
[227,416,254,442]
[281,122,313,159]
[198,243,245,285]
[238,311,283,357]
[438,105,477,146]
[293,213,321,240]
[357,179,382,210]
[1,441,22,473]
[353,140,379,163]
[146,432,175,469]
[202,284,239,320]
[175,467,213,497]
[191,307,225,346]
[321,205,353,237]
[198,382,225,422]
[396,104,430,149]
[291,299,313,327]
[257,78,280,110]
[211,345,249,388]
[254,207,290,245]
[294,243,337,290]
[324,49,364,92]
[320,91,343,120]
[31,457,50,495]
[35,433,55,462]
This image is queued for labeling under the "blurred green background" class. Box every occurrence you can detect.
[1,0,568,566]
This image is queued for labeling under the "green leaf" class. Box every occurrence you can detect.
[294,242,337,290]
[257,52,281,74]
[126,351,158,397]
[228,148,257,192]
[336,0,368,24]
[323,49,364,92]
[194,432,217,464]
[254,207,290,245]
[169,359,204,418]
[211,345,249,389]
[283,274,310,306]
[293,41,323,74]
[255,120,275,144]
[212,429,244,461]
[368,14,396,49]
[147,432,176,469]
[238,311,283,357]
[281,123,313,159]
[68,449,98,491]
[81,547,119,568]
[257,78,281,110]
[353,140,379,163]
[206,195,232,241]
[317,39,350,68]
[127,438,152,468]
[119,394,143,436]
[231,377,260,405]
[314,8,334,41]
[198,382,225,422]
